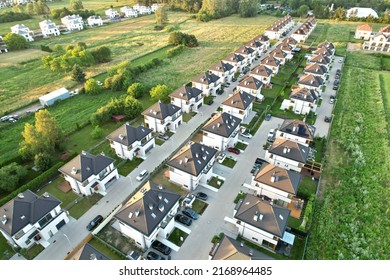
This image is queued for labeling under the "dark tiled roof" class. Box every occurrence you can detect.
[268,139,309,163]
[234,194,290,238]
[106,124,152,147]
[59,151,114,182]
[202,112,242,138]
[167,142,217,176]
[115,181,180,236]
[142,101,181,120]
[209,61,234,73]
[238,76,263,90]
[290,87,317,103]
[0,190,61,236]
[222,91,255,110]
[313,47,333,57]
[298,74,324,88]
[254,163,301,195]
[78,243,110,260]
[261,56,280,67]
[170,86,203,101]
[279,119,315,140]
[192,72,221,85]
[317,41,335,50]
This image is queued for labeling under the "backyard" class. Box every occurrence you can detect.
[68,193,103,219]
[167,228,188,247]
[191,199,208,215]
[88,238,126,260]
[150,167,188,197]
[220,157,237,168]
[207,176,224,189]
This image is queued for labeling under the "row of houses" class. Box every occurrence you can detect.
[264,15,294,40]
[356,24,390,53]
[291,17,317,43]
[106,3,160,19]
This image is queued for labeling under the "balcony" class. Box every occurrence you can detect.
[171,114,180,122]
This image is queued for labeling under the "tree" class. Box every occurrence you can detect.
[150,84,171,103]
[12,4,24,13]
[33,1,49,15]
[168,31,198,47]
[127,83,145,99]
[70,0,84,10]
[91,125,103,139]
[332,7,346,20]
[26,3,34,14]
[84,78,102,95]
[123,95,143,119]
[0,163,27,192]
[3,33,29,50]
[91,46,112,63]
[239,0,258,18]
[156,5,168,26]
[34,152,52,171]
[71,64,86,83]
[297,4,309,17]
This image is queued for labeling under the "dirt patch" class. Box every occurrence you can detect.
[347,42,362,52]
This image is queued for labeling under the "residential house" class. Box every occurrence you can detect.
[0,190,70,249]
[192,72,221,97]
[73,243,110,260]
[281,37,298,50]
[252,34,270,50]
[233,194,292,250]
[297,74,324,92]
[59,151,119,196]
[347,7,378,18]
[221,91,255,123]
[235,45,256,65]
[222,53,247,73]
[355,24,372,40]
[209,235,273,260]
[0,36,8,53]
[246,39,264,56]
[87,15,103,26]
[269,48,289,65]
[151,3,160,13]
[280,87,318,115]
[250,65,273,86]
[209,61,234,83]
[39,20,60,37]
[265,138,310,172]
[277,43,293,56]
[107,123,155,160]
[167,142,217,191]
[133,4,151,15]
[363,32,390,53]
[170,86,203,113]
[260,56,280,76]
[114,181,180,250]
[381,25,390,37]
[11,24,34,42]
[312,47,333,59]
[304,63,328,80]
[275,119,315,146]
[0,0,13,8]
[291,25,310,43]
[251,162,302,203]
[61,14,84,31]
[307,54,331,69]
[209,61,235,83]
[317,41,335,56]
[121,6,138,17]
[105,8,119,19]
[237,76,263,100]
[142,101,182,133]
[202,112,242,151]
[265,24,283,40]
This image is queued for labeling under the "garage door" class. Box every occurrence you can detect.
[197,103,202,109]
[56,219,66,230]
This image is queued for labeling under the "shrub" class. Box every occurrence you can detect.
[0,163,27,192]
[91,125,103,139]
[168,32,198,47]
[40,45,53,53]
[127,83,145,99]
[0,11,31,23]
[167,45,185,58]
[34,152,52,172]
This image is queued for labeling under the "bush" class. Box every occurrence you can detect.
[40,45,53,53]
[127,83,145,99]
[0,11,31,23]
[91,125,103,139]
[34,152,52,172]
[85,78,102,95]
[0,163,28,192]
[3,33,29,50]
[167,45,185,58]
[168,32,198,47]
[91,46,111,63]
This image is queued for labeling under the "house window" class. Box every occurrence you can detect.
[285,164,288,167]
[25,239,31,245]
[239,110,244,115]
[38,212,53,228]
[252,237,258,242]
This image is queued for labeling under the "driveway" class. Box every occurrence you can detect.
[314,56,344,137]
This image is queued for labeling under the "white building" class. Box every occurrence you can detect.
[11,24,34,42]
[0,190,69,249]
[222,53,247,73]
[209,61,235,83]
[260,56,280,76]
[265,138,310,172]
[304,62,328,80]
[142,101,182,133]
[235,46,256,65]
[246,39,264,57]
[275,119,315,146]
[251,163,302,204]
[107,123,155,161]
[281,37,298,50]
[221,91,254,123]
[237,76,263,101]
[297,74,324,93]
[269,48,291,65]
[363,32,390,53]
[202,112,242,151]
[280,87,318,115]
[105,8,119,19]
[87,15,103,27]
[39,88,70,107]
[167,142,217,191]
[114,181,180,250]
[170,86,203,113]
[233,194,292,250]
[250,65,273,86]
[355,24,373,40]
[59,151,119,196]
[133,4,151,15]
[192,72,221,97]
[61,14,84,31]
[347,7,378,18]
[253,34,270,50]
[120,6,138,18]
[307,53,331,70]
[39,20,60,37]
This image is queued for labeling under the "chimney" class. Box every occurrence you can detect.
[1,215,7,225]
[217,123,221,128]
[249,249,253,256]
[271,171,276,182]
[179,160,183,165]
[293,125,297,132]
[148,203,153,210]
[259,214,263,221]
[135,210,140,216]
[287,147,291,153]
[184,157,189,163]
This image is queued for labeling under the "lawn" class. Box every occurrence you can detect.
[167,228,188,247]
[235,141,247,150]
[0,234,13,260]
[345,52,382,71]
[382,55,390,71]
[182,112,197,123]
[208,176,224,189]
[20,244,44,260]
[262,84,284,98]
[233,191,246,204]
[307,54,390,259]
[297,176,317,200]
[68,193,103,219]
[88,238,125,260]
[221,157,237,168]
[288,217,302,229]
[36,176,79,208]
[191,199,208,215]
[117,158,144,176]
[151,167,188,197]
[155,138,164,146]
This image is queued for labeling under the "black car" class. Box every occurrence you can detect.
[265,114,271,121]
[175,214,192,226]
[333,85,338,90]
[182,209,200,220]
[207,99,214,105]
[324,116,331,123]
[232,77,237,82]
[216,89,224,95]
[86,215,103,231]
[146,251,166,260]
[255,158,265,165]
[151,240,172,255]
[196,192,208,201]
[333,80,339,85]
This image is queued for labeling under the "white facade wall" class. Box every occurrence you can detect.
[88,17,103,26]
[221,104,252,122]
[193,82,221,97]
[275,130,311,146]
[234,219,278,247]
[298,83,321,92]
[202,129,239,151]
[280,99,317,116]
[265,151,303,172]
[40,23,60,37]
[291,33,307,43]
[265,30,280,40]
[171,96,203,114]
[355,30,371,40]
[109,135,155,160]
[237,86,262,100]
[117,220,147,249]
[250,180,292,203]
[251,74,271,85]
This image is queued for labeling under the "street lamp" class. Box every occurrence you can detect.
[63,233,73,253]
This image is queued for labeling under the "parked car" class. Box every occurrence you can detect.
[223,83,230,87]
[0,116,10,122]
[333,85,338,90]
[239,73,244,78]
[232,87,237,92]
[86,215,103,231]
[207,99,214,105]
[96,80,103,86]
[265,114,272,121]
[227,147,240,154]
[330,96,335,104]
[182,209,200,220]
[324,116,331,123]
[158,133,169,140]
[8,118,17,123]
[255,158,265,165]
[232,77,237,82]
[240,131,252,139]
[136,169,149,181]
[216,88,224,95]
[336,69,341,75]
[151,240,172,255]
[175,214,192,226]
[268,129,275,139]
[196,192,208,201]
[146,251,166,260]
[333,80,339,86]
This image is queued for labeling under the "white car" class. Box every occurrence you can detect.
[96,80,103,86]
[268,129,275,138]
[0,115,10,122]
[240,131,252,139]
[136,169,148,181]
